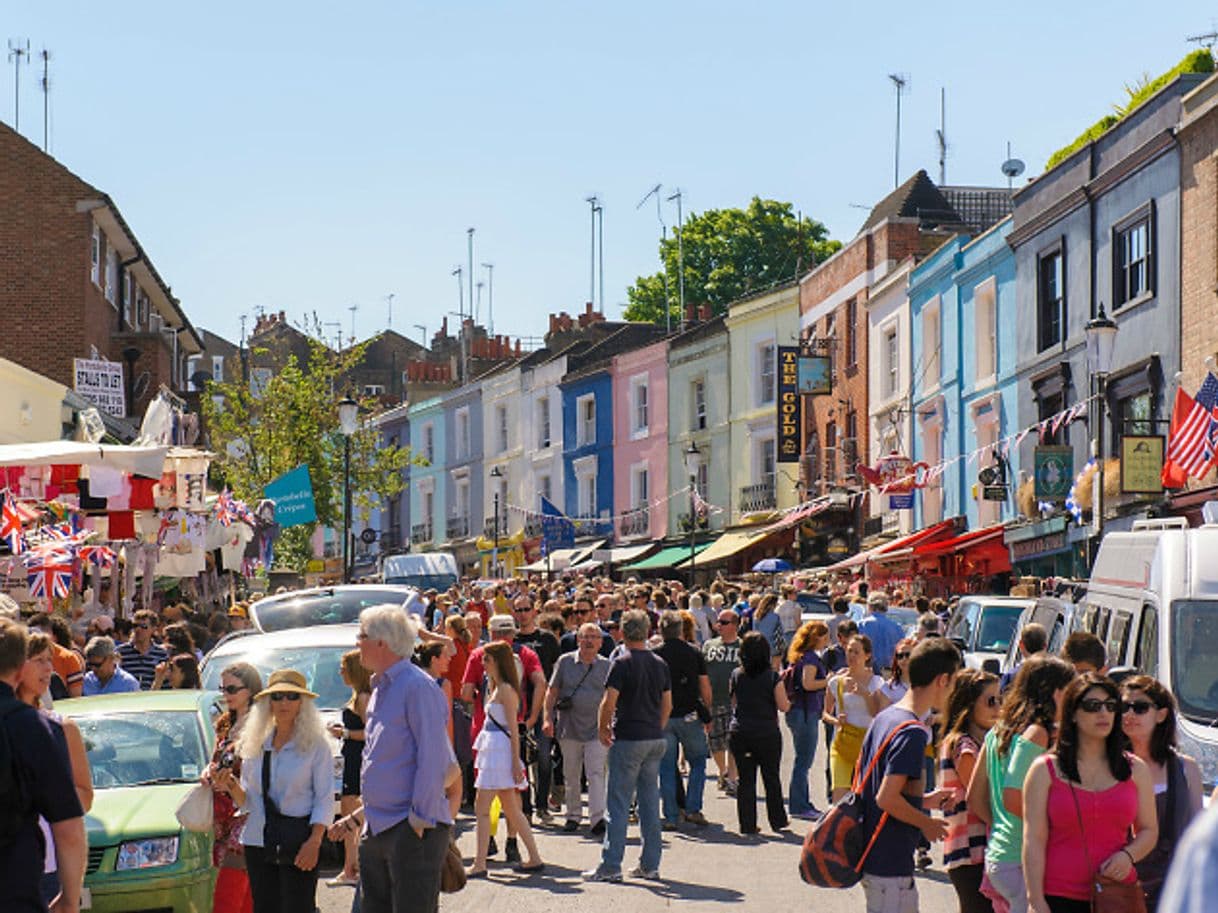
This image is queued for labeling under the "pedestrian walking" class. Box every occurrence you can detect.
[326,650,372,888]
[857,593,904,673]
[728,632,790,835]
[824,633,887,802]
[751,594,784,670]
[702,608,742,794]
[582,609,672,883]
[656,610,713,828]
[115,609,168,689]
[784,619,829,819]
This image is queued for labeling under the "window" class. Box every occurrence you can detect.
[123,274,135,328]
[90,228,101,286]
[691,379,707,431]
[537,397,551,448]
[884,328,899,398]
[759,343,776,405]
[578,473,597,516]
[823,313,837,377]
[695,459,709,499]
[976,420,1001,526]
[185,356,202,391]
[845,299,858,368]
[455,479,470,522]
[824,421,837,483]
[136,290,149,330]
[105,247,118,306]
[495,404,508,453]
[422,490,434,529]
[921,421,943,524]
[455,408,470,460]
[922,300,940,390]
[1037,246,1064,352]
[211,355,224,383]
[758,438,776,488]
[250,367,272,398]
[537,474,552,505]
[632,379,649,435]
[423,424,435,463]
[632,466,649,507]
[577,395,596,446]
[1114,211,1153,307]
[362,384,385,396]
[1038,392,1064,445]
[975,278,997,382]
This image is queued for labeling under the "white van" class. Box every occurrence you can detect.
[1083,512,1218,789]
[381,551,459,591]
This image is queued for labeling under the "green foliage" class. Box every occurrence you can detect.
[1046,49,1214,170]
[201,323,417,572]
[623,197,840,324]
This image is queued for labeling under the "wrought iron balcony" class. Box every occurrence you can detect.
[739,480,777,514]
[619,507,650,539]
[410,521,433,545]
[446,516,470,540]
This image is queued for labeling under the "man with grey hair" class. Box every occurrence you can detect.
[858,592,903,673]
[82,635,140,696]
[583,609,672,883]
[356,605,456,913]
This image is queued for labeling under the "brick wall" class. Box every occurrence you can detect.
[1180,107,1218,394]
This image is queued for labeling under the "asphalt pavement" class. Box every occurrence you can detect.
[316,727,960,912]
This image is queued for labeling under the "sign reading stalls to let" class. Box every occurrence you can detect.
[73,358,125,418]
[777,346,801,463]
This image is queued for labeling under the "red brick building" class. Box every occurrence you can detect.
[1180,73,1218,396]
[0,122,202,422]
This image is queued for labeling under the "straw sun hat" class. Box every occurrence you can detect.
[255,669,318,701]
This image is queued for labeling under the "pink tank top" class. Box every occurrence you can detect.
[1044,757,1139,901]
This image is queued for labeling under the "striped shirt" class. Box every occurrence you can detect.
[940,733,988,869]
[116,641,168,690]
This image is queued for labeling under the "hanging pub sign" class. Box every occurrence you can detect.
[777,346,801,463]
[1034,446,1074,500]
[1120,435,1164,494]
[797,355,832,395]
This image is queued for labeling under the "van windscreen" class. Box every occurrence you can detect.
[1172,600,1218,722]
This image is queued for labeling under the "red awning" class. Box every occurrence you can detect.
[869,519,962,564]
[912,524,1006,557]
[764,500,830,533]
[912,523,1011,574]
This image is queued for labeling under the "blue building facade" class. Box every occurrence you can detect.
[407,396,446,551]
[560,368,615,535]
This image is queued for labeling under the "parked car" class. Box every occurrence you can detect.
[57,690,221,913]
[797,591,833,624]
[380,551,459,591]
[247,584,424,632]
[944,596,1034,673]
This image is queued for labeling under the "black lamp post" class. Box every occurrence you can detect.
[338,395,359,583]
[490,465,504,578]
[684,440,700,584]
[1085,304,1118,540]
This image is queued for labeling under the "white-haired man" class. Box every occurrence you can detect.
[356,605,456,913]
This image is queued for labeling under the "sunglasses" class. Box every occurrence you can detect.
[86,659,106,669]
[895,652,911,660]
[221,684,248,695]
[1121,699,1156,716]
[135,623,151,630]
[717,618,737,625]
[269,692,302,702]
[1079,698,1119,714]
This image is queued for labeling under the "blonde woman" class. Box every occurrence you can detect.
[214,670,333,913]
[822,633,888,802]
[468,641,544,876]
[325,650,372,888]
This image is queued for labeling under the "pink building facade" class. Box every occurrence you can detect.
[611,340,669,542]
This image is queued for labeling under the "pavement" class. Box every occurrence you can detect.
[316,728,960,912]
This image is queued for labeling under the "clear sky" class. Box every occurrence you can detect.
[9,2,1216,349]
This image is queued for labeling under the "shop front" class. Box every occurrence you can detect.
[1003,515,1088,580]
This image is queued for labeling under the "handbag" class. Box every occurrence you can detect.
[1067,772,1148,913]
[440,839,467,893]
[174,783,214,833]
[555,661,596,712]
[261,750,313,866]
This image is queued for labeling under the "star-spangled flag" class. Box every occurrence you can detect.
[1164,373,1218,481]
[1,491,25,556]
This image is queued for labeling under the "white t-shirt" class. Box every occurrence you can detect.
[777,599,801,635]
[833,673,885,728]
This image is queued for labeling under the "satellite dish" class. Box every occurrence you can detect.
[1001,158,1025,179]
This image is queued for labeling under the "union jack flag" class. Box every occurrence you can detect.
[1,491,25,556]
[1165,373,1218,479]
[27,557,74,606]
[80,545,116,568]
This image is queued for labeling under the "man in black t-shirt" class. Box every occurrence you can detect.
[513,596,561,821]
[0,618,86,913]
[655,611,712,827]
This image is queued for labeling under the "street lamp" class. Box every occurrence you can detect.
[489,465,504,578]
[1085,304,1119,540]
[338,395,359,583]
[684,440,700,585]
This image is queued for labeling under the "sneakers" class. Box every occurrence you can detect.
[562,819,581,833]
[661,820,680,832]
[325,874,359,887]
[505,837,522,864]
[724,779,738,797]
[682,811,709,826]
[487,835,498,858]
[581,868,623,883]
[589,819,607,837]
[628,865,662,880]
[792,808,822,821]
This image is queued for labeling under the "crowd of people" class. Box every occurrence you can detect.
[2,572,1217,913]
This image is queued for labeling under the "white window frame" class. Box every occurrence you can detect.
[757,342,777,406]
[90,227,101,286]
[631,463,650,508]
[884,326,899,399]
[691,378,707,431]
[695,458,710,499]
[974,277,997,386]
[210,355,223,383]
[756,436,776,488]
[631,374,649,438]
[105,247,118,307]
[922,297,941,393]
[123,273,135,327]
[422,422,435,464]
[574,455,597,516]
[537,396,551,449]
[455,407,471,461]
[455,477,471,523]
[537,474,552,506]
[185,356,202,391]
[577,393,596,447]
[495,404,509,454]
[136,289,149,330]
[363,384,385,396]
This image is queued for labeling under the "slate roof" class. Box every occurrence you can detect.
[857,169,967,235]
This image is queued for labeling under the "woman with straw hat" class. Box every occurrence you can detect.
[214,669,334,913]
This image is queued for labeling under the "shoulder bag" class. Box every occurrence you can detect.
[1067,773,1148,913]
[440,839,467,893]
[555,660,596,712]
[260,750,313,866]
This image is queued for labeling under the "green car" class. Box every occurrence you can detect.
[57,690,222,913]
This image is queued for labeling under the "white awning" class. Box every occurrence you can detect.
[591,543,657,565]
[0,441,171,478]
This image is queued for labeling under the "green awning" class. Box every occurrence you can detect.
[622,542,710,570]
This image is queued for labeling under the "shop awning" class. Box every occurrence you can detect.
[622,543,709,570]
[568,559,603,572]
[0,441,179,478]
[591,543,657,565]
[913,524,1006,558]
[674,528,774,567]
[764,499,830,532]
[825,519,962,572]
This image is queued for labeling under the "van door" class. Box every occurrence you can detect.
[1134,604,1158,678]
[1107,610,1133,668]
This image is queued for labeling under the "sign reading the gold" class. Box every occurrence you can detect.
[1120,435,1164,494]
[777,346,801,463]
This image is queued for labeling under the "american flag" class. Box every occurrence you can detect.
[1,491,25,556]
[1166,373,1218,479]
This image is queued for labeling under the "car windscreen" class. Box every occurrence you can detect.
[973,605,1025,653]
[1172,600,1218,722]
[72,711,207,789]
[252,588,413,632]
[796,593,832,615]
[201,644,351,710]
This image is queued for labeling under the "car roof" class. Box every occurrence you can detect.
[958,596,1036,607]
[55,689,219,715]
[205,623,361,660]
[252,584,415,607]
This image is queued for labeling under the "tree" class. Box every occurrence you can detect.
[201,327,415,572]
[624,197,840,324]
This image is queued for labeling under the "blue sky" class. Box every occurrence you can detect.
[10,2,1216,349]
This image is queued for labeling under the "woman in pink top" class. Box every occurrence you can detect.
[1022,674,1157,913]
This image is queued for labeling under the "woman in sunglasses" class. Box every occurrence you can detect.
[1023,674,1158,913]
[1120,674,1203,911]
[880,636,917,704]
[206,662,262,913]
[215,669,334,913]
[939,669,1000,913]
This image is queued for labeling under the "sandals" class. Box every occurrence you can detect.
[514,862,546,874]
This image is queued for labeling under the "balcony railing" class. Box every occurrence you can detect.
[410,521,433,545]
[572,515,613,538]
[446,516,470,540]
[739,480,777,514]
[619,507,650,539]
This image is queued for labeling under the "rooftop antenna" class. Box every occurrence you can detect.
[1001,142,1025,192]
[8,39,30,132]
[347,303,358,344]
[413,323,427,347]
[585,196,599,309]
[475,281,484,324]
[936,87,947,185]
[888,73,909,189]
[666,188,686,331]
[481,262,494,335]
[466,228,474,326]
[597,200,604,312]
[38,48,49,152]
[1187,30,1218,51]
[451,266,467,381]
[323,321,342,351]
[636,184,671,333]
[385,293,395,329]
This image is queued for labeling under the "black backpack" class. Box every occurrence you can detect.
[0,694,33,846]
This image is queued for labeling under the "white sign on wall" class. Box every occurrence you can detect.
[73,358,126,417]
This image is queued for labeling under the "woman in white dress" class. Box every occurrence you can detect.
[468,641,544,876]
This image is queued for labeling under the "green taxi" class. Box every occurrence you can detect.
[56,690,222,913]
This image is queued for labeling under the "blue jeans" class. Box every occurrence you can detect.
[599,737,666,875]
[785,706,820,814]
[660,715,709,822]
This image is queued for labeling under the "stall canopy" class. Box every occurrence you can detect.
[591,543,657,566]
[764,500,830,532]
[0,441,172,479]
[623,542,709,571]
[912,523,1011,572]
[825,518,962,573]
[518,539,606,573]
[674,528,775,567]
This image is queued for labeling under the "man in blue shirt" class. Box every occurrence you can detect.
[82,636,140,696]
[858,594,905,673]
[355,605,457,913]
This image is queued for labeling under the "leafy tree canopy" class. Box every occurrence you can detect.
[624,197,840,324]
[202,320,416,571]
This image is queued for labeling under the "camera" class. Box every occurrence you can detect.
[555,697,573,711]
[218,749,236,770]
